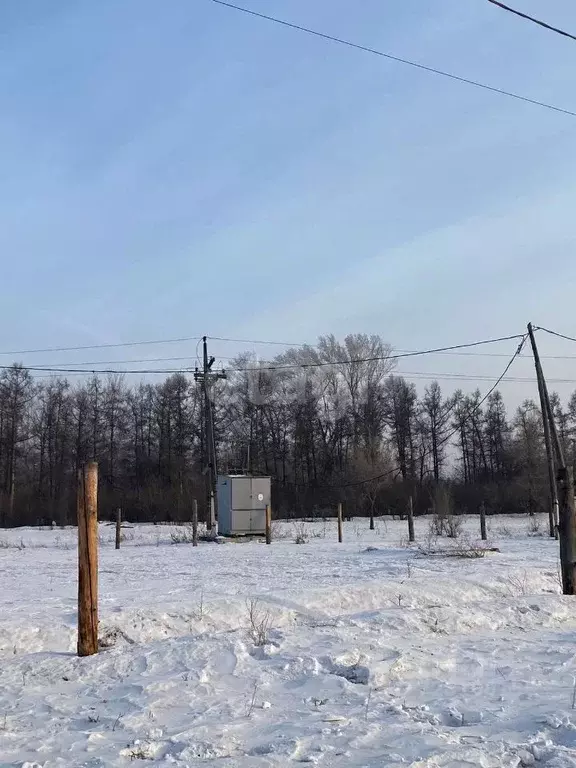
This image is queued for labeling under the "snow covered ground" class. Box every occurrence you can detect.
[1,514,576,767]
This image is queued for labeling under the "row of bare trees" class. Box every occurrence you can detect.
[1,333,575,526]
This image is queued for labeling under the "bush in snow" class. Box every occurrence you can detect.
[292,522,309,544]
[246,598,273,646]
[429,486,461,538]
[170,526,195,544]
[418,536,491,559]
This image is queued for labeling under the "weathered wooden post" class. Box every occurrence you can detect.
[265,504,272,545]
[192,499,198,547]
[115,507,121,550]
[557,466,576,594]
[337,502,343,543]
[408,495,415,543]
[480,502,487,541]
[78,461,98,657]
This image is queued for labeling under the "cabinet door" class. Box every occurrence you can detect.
[231,477,252,510]
[250,507,266,532]
[250,477,270,508]
[235,509,252,534]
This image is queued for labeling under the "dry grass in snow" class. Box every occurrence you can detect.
[0,514,575,767]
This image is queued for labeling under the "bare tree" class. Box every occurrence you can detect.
[0,365,34,526]
[420,382,454,482]
[382,376,417,480]
[0,339,575,528]
[511,400,545,517]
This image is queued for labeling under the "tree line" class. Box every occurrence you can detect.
[1,333,574,527]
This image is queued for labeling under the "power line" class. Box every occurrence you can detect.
[387,371,537,383]
[294,338,529,490]
[0,332,549,489]
[0,332,522,375]
[211,336,570,358]
[29,370,183,379]
[22,369,576,385]
[7,332,571,383]
[20,349,576,369]
[208,335,307,347]
[0,333,524,375]
[392,334,525,362]
[9,329,574,365]
[435,334,528,453]
[486,0,576,42]
[223,347,576,361]
[209,0,576,118]
[0,336,204,357]
[310,465,401,491]
[0,333,306,359]
[7,347,576,371]
[535,325,576,345]
[0,365,193,375]
[397,350,576,361]
[465,335,527,409]
[11,355,235,367]
[228,333,526,372]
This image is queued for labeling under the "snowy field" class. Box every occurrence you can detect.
[1,514,576,768]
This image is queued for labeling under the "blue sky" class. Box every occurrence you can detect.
[2,0,576,400]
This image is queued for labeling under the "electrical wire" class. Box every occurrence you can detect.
[434,334,528,453]
[11,355,235,367]
[396,350,576,360]
[208,336,307,346]
[227,333,526,372]
[376,370,531,383]
[392,334,525,362]
[306,464,401,491]
[310,335,529,491]
[397,372,568,383]
[29,371,182,380]
[24,369,576,385]
[10,342,576,371]
[283,334,529,491]
[209,0,576,118]
[486,0,576,42]
[0,333,528,376]
[15,350,575,370]
[1,331,562,488]
[7,331,568,368]
[465,334,528,411]
[0,336,204,357]
[0,334,304,359]
[534,326,576,344]
[0,365,194,375]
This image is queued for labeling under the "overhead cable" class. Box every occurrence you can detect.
[486,0,576,42]
[209,0,576,118]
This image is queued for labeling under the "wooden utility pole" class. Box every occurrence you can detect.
[480,502,487,541]
[78,461,99,656]
[265,504,272,545]
[337,503,343,543]
[528,325,559,538]
[203,336,216,535]
[192,499,198,547]
[115,507,121,550]
[194,337,226,537]
[528,323,576,594]
[407,495,415,543]
[557,465,576,593]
